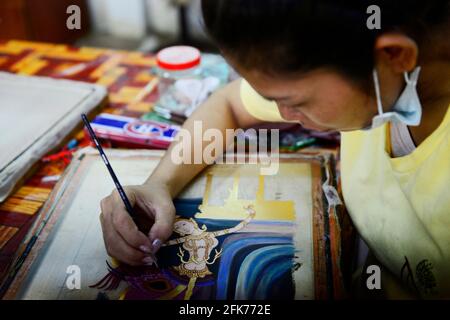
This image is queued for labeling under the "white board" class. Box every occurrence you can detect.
[0,72,107,202]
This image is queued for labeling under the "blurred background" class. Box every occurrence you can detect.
[0,0,216,52]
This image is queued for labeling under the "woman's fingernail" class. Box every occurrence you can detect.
[142,256,155,266]
[139,245,151,253]
[152,239,162,252]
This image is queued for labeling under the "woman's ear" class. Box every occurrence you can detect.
[374,33,419,73]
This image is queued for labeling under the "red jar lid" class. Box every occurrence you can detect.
[156,46,201,71]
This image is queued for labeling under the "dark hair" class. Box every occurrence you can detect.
[201,0,449,83]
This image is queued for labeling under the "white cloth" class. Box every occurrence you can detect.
[390,122,417,157]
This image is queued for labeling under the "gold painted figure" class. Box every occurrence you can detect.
[161,205,256,299]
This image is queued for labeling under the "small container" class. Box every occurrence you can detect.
[152,46,230,120]
[154,46,202,98]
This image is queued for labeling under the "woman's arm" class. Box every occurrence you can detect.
[99,79,265,266]
[146,78,264,196]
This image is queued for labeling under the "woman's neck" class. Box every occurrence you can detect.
[409,58,450,145]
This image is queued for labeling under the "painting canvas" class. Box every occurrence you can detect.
[3,148,344,300]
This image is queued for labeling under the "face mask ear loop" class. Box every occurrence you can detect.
[372,69,384,116]
[404,66,421,86]
[403,71,410,84]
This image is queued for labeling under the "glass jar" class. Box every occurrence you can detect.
[152,46,203,119]
[152,46,229,120]
[154,46,202,92]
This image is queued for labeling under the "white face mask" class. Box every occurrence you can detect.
[364,66,422,130]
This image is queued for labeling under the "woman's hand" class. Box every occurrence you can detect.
[98,79,260,266]
[99,181,175,266]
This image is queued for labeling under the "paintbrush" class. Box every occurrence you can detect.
[82,114,158,264]
[81,114,136,218]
